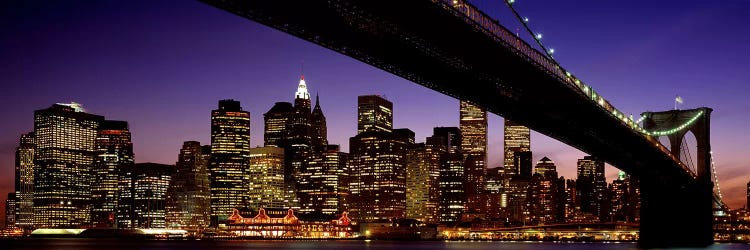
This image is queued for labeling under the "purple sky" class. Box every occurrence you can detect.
[2,1,750,226]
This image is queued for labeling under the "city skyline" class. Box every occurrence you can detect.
[2,0,750,229]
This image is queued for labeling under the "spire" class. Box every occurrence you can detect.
[295,74,310,100]
[314,93,320,109]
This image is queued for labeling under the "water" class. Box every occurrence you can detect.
[4,239,750,250]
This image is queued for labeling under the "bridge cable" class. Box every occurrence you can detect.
[680,138,696,175]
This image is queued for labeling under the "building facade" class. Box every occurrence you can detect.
[459,101,487,214]
[357,95,393,134]
[298,145,349,215]
[577,156,607,221]
[14,132,34,229]
[247,147,286,210]
[503,119,530,178]
[91,120,134,228]
[117,163,173,229]
[209,99,251,223]
[166,141,211,231]
[33,103,103,228]
[348,130,411,222]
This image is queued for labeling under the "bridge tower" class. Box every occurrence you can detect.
[640,107,713,247]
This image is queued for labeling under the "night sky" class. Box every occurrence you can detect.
[2,1,750,226]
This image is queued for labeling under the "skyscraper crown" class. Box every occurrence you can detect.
[295,75,310,100]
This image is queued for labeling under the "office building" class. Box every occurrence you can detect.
[503,119,530,177]
[459,101,487,213]
[14,132,34,229]
[577,156,607,221]
[247,147,286,210]
[117,163,173,229]
[91,120,134,228]
[357,95,393,134]
[166,141,211,231]
[33,103,103,228]
[209,99,251,223]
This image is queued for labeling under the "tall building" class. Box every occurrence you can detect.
[166,141,211,231]
[349,129,411,222]
[209,99,251,223]
[747,180,750,210]
[298,145,349,215]
[291,75,312,145]
[577,156,607,221]
[513,151,533,178]
[406,142,443,222]
[91,120,134,228]
[459,101,487,213]
[5,193,17,229]
[610,172,629,222]
[357,95,393,134]
[311,94,328,149]
[247,147,286,210]
[117,163,173,229]
[14,132,34,230]
[431,127,465,224]
[263,102,293,147]
[564,179,578,222]
[503,119,530,177]
[33,103,103,228]
[527,157,559,225]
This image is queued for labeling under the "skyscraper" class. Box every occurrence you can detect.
[209,99,251,223]
[298,145,349,215]
[527,157,559,224]
[349,129,411,222]
[459,101,487,213]
[610,172,629,222]
[14,132,34,230]
[432,127,465,224]
[357,95,393,134]
[5,193,17,229]
[291,75,312,145]
[33,103,103,228]
[166,141,211,231]
[311,94,328,149]
[503,119,530,177]
[91,120,134,228]
[577,156,607,221]
[263,102,293,147]
[247,147,286,210]
[406,143,441,222]
[117,163,173,229]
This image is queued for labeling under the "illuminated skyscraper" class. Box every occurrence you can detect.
[610,172,629,222]
[264,102,293,147]
[406,142,442,222]
[357,95,393,134]
[6,193,17,229]
[91,120,134,228]
[209,99,251,223]
[311,94,328,150]
[527,157,559,224]
[459,101,487,213]
[247,147,286,210]
[14,132,34,230]
[33,103,103,228]
[503,119,530,177]
[577,156,606,221]
[117,163,173,229]
[349,129,412,222]
[166,141,211,231]
[291,75,312,145]
[298,145,349,215]
[431,127,465,224]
